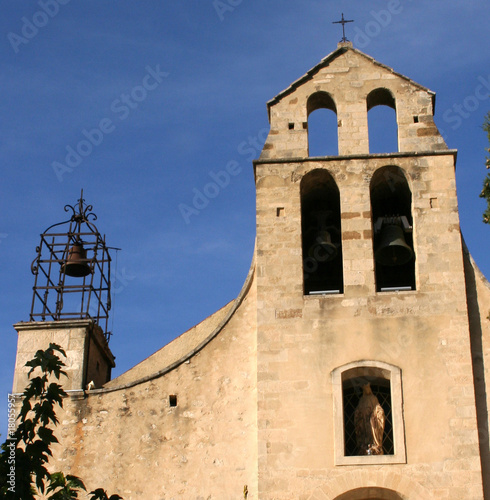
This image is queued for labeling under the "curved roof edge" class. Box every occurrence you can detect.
[91,243,257,395]
[267,45,436,118]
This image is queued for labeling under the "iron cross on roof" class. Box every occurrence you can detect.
[333,13,354,43]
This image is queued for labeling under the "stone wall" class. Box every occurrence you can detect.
[50,273,258,499]
[13,320,114,393]
[464,250,490,499]
[254,152,484,499]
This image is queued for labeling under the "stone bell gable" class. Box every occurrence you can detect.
[261,42,446,159]
[12,43,490,499]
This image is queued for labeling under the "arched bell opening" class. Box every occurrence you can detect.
[301,169,343,295]
[307,91,338,157]
[367,88,398,154]
[370,166,415,292]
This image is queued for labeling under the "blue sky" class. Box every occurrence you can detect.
[1,1,490,436]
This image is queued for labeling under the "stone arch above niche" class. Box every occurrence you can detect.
[334,487,404,500]
[306,470,434,500]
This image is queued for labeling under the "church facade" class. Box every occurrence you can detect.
[12,43,490,499]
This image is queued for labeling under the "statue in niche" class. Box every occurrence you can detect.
[354,383,385,455]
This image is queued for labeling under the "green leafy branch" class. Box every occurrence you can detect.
[480,111,490,224]
[0,343,122,500]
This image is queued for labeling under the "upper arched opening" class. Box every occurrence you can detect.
[367,88,396,111]
[307,92,338,156]
[367,88,398,154]
[307,91,337,115]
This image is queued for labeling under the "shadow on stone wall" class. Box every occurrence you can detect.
[463,245,490,499]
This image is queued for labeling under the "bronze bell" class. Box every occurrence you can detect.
[63,242,91,277]
[308,229,338,262]
[375,224,413,266]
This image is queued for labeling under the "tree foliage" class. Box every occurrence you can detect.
[0,343,122,500]
[480,112,490,224]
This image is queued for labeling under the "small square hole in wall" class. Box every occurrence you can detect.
[302,122,308,129]
[430,197,439,208]
[413,116,419,123]
[276,207,285,217]
[288,122,295,130]
[169,395,177,407]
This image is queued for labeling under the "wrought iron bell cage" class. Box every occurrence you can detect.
[30,192,113,342]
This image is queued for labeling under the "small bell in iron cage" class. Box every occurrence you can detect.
[63,241,92,277]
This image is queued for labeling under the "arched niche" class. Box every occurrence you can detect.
[367,88,398,154]
[332,361,406,466]
[307,91,338,156]
[370,166,415,292]
[301,169,343,295]
[342,367,394,458]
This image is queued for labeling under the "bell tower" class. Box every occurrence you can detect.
[12,192,115,394]
[254,43,486,498]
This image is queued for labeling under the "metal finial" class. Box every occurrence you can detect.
[63,189,96,225]
[333,13,354,43]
